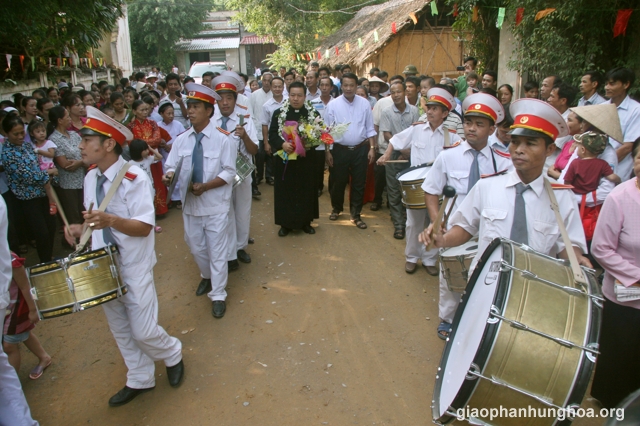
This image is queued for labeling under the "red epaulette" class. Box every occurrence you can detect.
[87,164,98,171]
[411,121,426,126]
[217,127,231,136]
[551,183,574,190]
[481,169,508,179]
[242,114,250,119]
[124,171,137,181]
[447,128,458,134]
[493,149,511,158]
[237,104,248,110]
[443,141,461,149]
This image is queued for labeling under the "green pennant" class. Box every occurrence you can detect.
[358,38,363,48]
[496,7,506,28]
[430,1,438,15]
[374,30,379,42]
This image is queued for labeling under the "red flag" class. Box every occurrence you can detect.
[335,46,339,55]
[453,4,458,18]
[391,22,397,34]
[515,8,524,26]
[472,6,479,22]
[317,51,322,60]
[613,10,633,38]
[19,55,24,70]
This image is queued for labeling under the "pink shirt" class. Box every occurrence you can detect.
[591,178,640,308]
[554,137,574,171]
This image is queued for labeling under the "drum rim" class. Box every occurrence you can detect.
[27,245,119,274]
[395,162,432,181]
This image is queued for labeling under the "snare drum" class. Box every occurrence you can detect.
[27,245,126,319]
[439,239,479,293]
[234,153,256,188]
[433,238,602,425]
[396,164,432,209]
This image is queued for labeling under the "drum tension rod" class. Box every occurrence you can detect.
[466,369,563,410]
[500,262,604,303]
[489,310,600,356]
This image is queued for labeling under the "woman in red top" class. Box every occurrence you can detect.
[61,93,86,133]
[127,99,168,216]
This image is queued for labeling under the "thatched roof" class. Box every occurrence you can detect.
[318,0,430,67]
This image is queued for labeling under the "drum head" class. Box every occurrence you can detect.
[440,238,479,258]
[396,163,431,182]
[433,238,510,420]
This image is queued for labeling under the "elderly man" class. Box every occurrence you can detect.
[540,75,562,102]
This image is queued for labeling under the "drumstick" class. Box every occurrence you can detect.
[442,195,458,229]
[427,186,456,250]
[49,189,70,230]
[384,160,409,163]
[80,202,94,236]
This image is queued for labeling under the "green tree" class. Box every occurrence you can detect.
[0,0,124,78]
[129,0,221,72]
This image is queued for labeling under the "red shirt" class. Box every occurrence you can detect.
[564,157,613,194]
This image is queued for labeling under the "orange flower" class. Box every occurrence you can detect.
[320,133,334,145]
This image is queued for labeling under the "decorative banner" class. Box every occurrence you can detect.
[335,46,339,55]
[296,54,300,61]
[317,50,322,60]
[496,7,506,28]
[98,58,103,66]
[358,37,363,48]
[613,9,633,38]
[515,8,525,26]
[535,8,556,21]
[63,58,67,67]
[409,12,418,24]
[69,57,73,67]
[325,49,330,58]
[5,54,11,70]
[57,58,61,67]
[346,42,350,52]
[19,55,24,70]
[31,57,35,71]
[306,53,311,61]
[374,30,379,42]
[315,34,318,39]
[430,1,438,15]
[391,22,397,34]
[472,6,479,22]
[453,3,458,18]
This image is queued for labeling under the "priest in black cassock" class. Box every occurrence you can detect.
[268,82,319,236]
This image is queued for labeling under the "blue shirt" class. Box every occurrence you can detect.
[1,141,49,200]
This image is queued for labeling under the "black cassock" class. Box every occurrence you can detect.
[268,107,319,229]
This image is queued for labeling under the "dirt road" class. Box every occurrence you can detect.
[19,183,603,426]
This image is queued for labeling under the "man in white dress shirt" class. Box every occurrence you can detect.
[250,72,274,185]
[324,72,377,229]
[578,70,606,106]
[420,93,513,340]
[163,83,236,319]
[604,67,640,181]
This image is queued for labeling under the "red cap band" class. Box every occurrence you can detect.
[466,103,498,121]
[427,95,452,111]
[512,114,559,139]
[84,118,127,145]
[214,82,237,93]
[187,91,217,104]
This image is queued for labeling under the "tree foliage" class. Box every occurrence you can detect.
[447,0,640,86]
[0,0,124,78]
[225,0,386,68]
[129,0,222,71]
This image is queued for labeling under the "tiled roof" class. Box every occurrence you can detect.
[174,37,240,52]
[240,35,275,45]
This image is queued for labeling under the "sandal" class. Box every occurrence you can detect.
[351,218,367,229]
[437,321,451,341]
[49,203,57,215]
[29,359,52,380]
[393,228,405,239]
[329,211,339,221]
[154,226,162,233]
[369,203,379,211]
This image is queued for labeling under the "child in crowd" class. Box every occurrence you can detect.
[128,138,163,232]
[465,72,479,96]
[27,120,58,215]
[157,102,184,209]
[524,81,539,98]
[3,251,52,380]
[100,104,116,119]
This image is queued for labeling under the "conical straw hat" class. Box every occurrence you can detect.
[569,103,623,143]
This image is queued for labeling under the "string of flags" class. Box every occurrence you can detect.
[3,54,107,72]
[290,4,635,62]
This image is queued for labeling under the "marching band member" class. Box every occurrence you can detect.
[162,83,236,319]
[64,106,184,407]
[377,86,461,276]
[420,98,590,332]
[420,93,513,340]
[211,75,259,271]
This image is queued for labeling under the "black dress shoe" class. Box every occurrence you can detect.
[252,189,261,200]
[166,360,184,388]
[228,259,239,271]
[278,227,290,237]
[237,249,251,263]
[212,300,226,318]
[302,224,315,234]
[108,385,154,407]
[195,278,212,296]
[266,178,274,185]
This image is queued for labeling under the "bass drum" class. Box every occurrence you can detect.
[432,238,602,425]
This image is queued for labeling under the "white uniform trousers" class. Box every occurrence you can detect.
[102,271,182,389]
[225,177,252,261]
[405,208,438,266]
[0,308,38,426]
[438,272,461,323]
[183,212,229,301]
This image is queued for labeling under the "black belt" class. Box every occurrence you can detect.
[333,140,368,150]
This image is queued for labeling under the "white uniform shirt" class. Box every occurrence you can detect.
[606,96,640,181]
[85,157,157,275]
[372,97,394,154]
[488,129,509,153]
[390,122,462,167]
[325,94,377,146]
[450,171,587,271]
[213,106,258,161]
[248,89,272,139]
[0,197,11,310]
[422,141,514,213]
[237,93,254,123]
[164,120,236,216]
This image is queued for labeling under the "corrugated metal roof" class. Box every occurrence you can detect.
[174,37,240,52]
[240,35,275,45]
